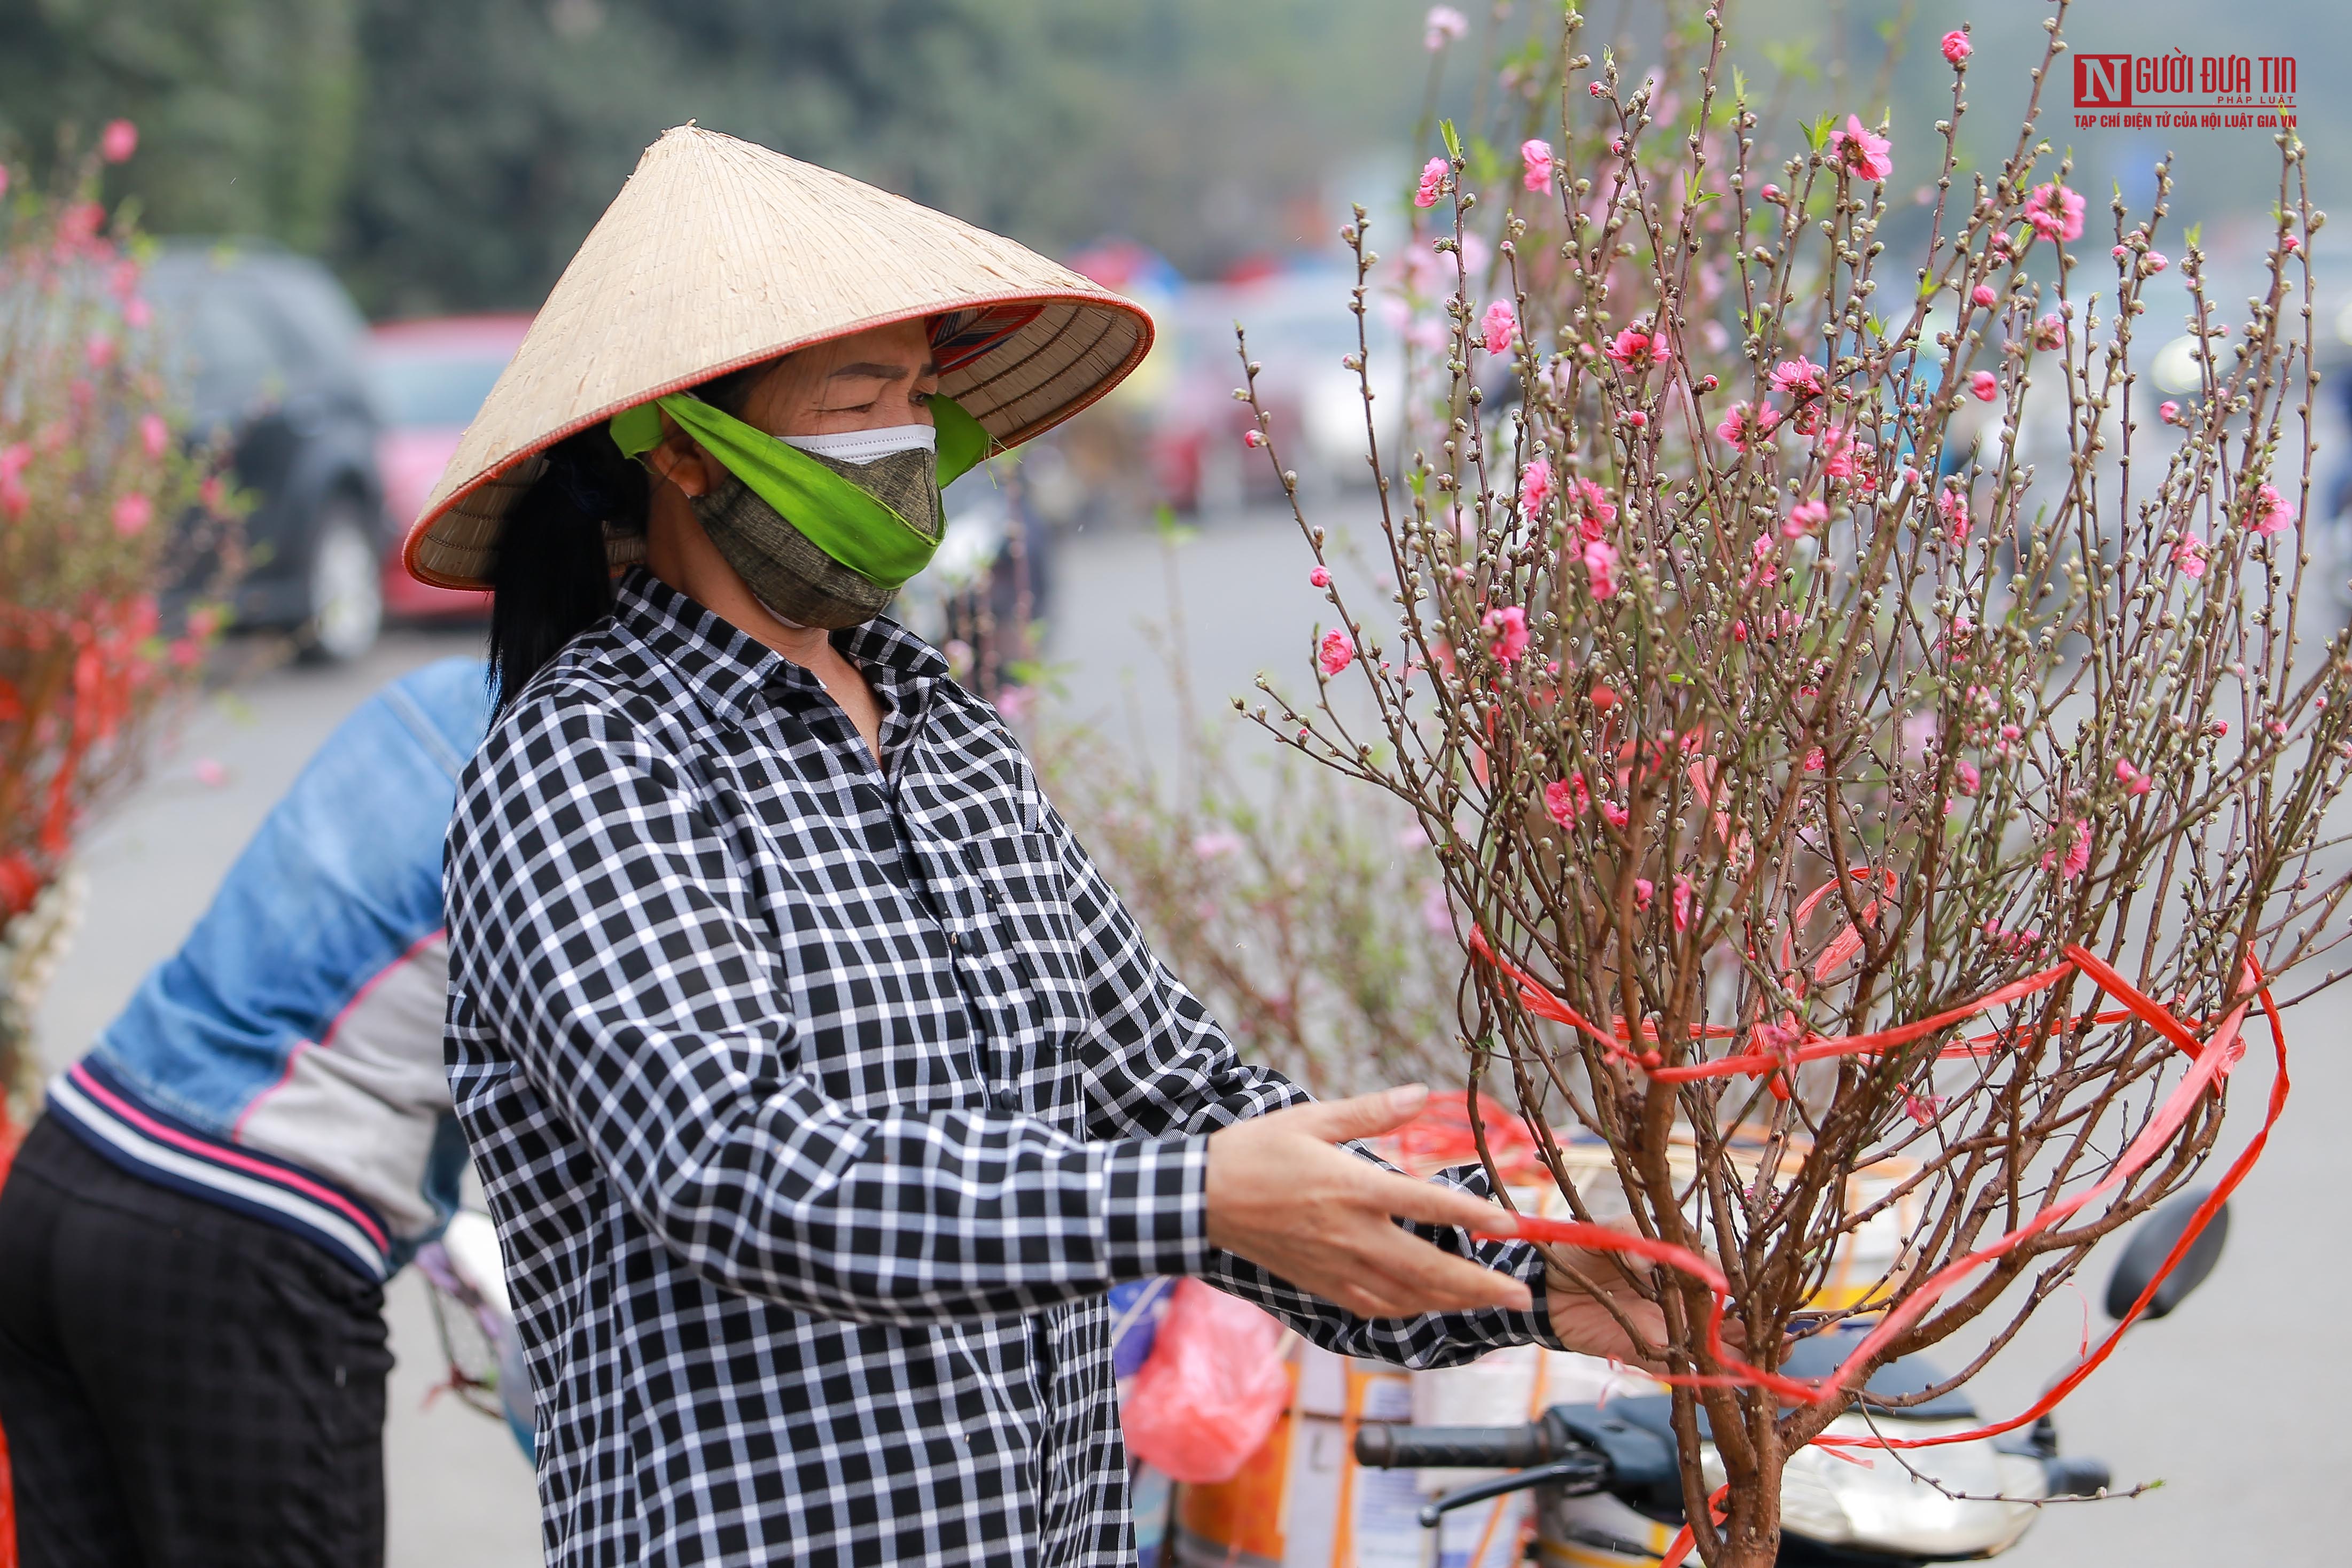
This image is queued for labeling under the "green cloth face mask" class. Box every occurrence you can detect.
[609,389,991,591]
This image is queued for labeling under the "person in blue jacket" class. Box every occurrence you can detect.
[0,657,490,1568]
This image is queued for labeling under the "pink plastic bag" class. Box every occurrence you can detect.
[1118,1278,1291,1483]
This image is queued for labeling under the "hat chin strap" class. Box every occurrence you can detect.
[751,591,814,631]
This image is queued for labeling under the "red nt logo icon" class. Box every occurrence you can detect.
[2077,54,2132,107]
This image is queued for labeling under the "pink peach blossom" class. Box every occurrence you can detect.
[1936,487,1971,545]
[139,412,169,458]
[1192,831,1243,859]
[1318,629,1357,676]
[2024,182,2086,243]
[1954,758,1981,795]
[112,491,153,536]
[1484,605,1530,662]
[1309,565,1331,587]
[2032,313,2068,350]
[1414,157,1447,209]
[1570,478,1616,539]
[1672,875,1693,933]
[1518,457,1554,513]
[1598,800,1630,830]
[1971,284,1997,307]
[1582,536,1619,599]
[2041,819,2092,879]
[1714,400,1779,453]
[2172,534,2208,578]
[1480,300,1518,355]
[1769,358,1826,400]
[1784,500,1828,539]
[1545,774,1591,824]
[1940,30,1971,64]
[1423,5,1468,50]
[1969,370,1999,402]
[99,119,138,163]
[1520,138,1554,192]
[1829,114,1892,182]
[2251,482,2294,536]
[2115,758,2153,796]
[2159,400,2182,424]
[85,332,116,371]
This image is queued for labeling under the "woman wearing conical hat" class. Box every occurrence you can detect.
[415,127,1654,1567]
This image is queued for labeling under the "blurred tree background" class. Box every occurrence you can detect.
[0,0,1427,316]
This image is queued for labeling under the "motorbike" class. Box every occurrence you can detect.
[1353,1190,2228,1566]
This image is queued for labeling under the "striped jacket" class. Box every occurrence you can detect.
[46,658,490,1279]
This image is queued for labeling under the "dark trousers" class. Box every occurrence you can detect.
[0,1118,392,1567]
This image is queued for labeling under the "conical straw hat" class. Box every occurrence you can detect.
[402,125,1155,589]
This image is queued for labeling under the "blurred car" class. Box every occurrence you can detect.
[1155,270,1406,512]
[147,243,387,661]
[364,314,532,621]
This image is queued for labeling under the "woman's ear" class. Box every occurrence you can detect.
[643,429,718,499]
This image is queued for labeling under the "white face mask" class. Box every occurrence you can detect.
[780,423,937,465]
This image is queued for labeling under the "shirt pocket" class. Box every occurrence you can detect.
[957,826,1093,1037]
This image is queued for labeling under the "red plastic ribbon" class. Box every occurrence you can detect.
[1469,933,2285,1565]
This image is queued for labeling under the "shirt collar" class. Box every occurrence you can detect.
[612,568,950,732]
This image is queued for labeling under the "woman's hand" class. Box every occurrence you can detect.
[1543,1250,1673,1370]
[1205,1084,1534,1318]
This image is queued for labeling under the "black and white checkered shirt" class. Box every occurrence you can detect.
[445,570,1558,1567]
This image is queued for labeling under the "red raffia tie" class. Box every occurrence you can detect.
[1465,930,2286,1568]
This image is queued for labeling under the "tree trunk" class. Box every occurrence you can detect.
[1702,1449,1784,1568]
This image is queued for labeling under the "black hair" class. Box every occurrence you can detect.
[486,362,773,714]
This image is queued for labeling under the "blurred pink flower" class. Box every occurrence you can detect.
[2159,399,2182,425]
[1415,157,1447,208]
[2143,251,2169,274]
[1420,879,1453,934]
[2041,819,2092,879]
[1598,800,1630,830]
[1544,775,1589,825]
[139,412,169,458]
[1243,428,1265,449]
[112,491,153,536]
[1423,5,1468,50]
[123,296,152,330]
[1602,326,1668,369]
[2116,758,2153,797]
[1518,456,1554,513]
[199,474,226,512]
[2171,534,2208,578]
[99,119,138,163]
[1714,400,1779,453]
[1309,565,1331,587]
[192,758,228,789]
[1904,1093,1948,1126]
[1968,370,1998,402]
[1936,487,1971,544]
[1784,499,1827,539]
[2024,182,2085,243]
[1570,477,1615,539]
[1484,604,1530,661]
[1582,536,1619,599]
[1940,29,1971,64]
[85,332,116,371]
[1829,114,1892,182]
[1954,758,1981,795]
[2032,312,2068,350]
[1672,875,1693,933]
[1318,628,1356,676]
[1971,284,1997,307]
[1481,299,1518,355]
[2252,482,2294,536]
[1768,358,1826,400]
[1192,831,1243,860]
[1520,138,1554,192]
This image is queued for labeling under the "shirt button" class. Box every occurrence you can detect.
[946,931,963,950]
[991,1087,1018,1112]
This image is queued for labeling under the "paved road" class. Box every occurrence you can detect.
[27,504,2350,1565]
